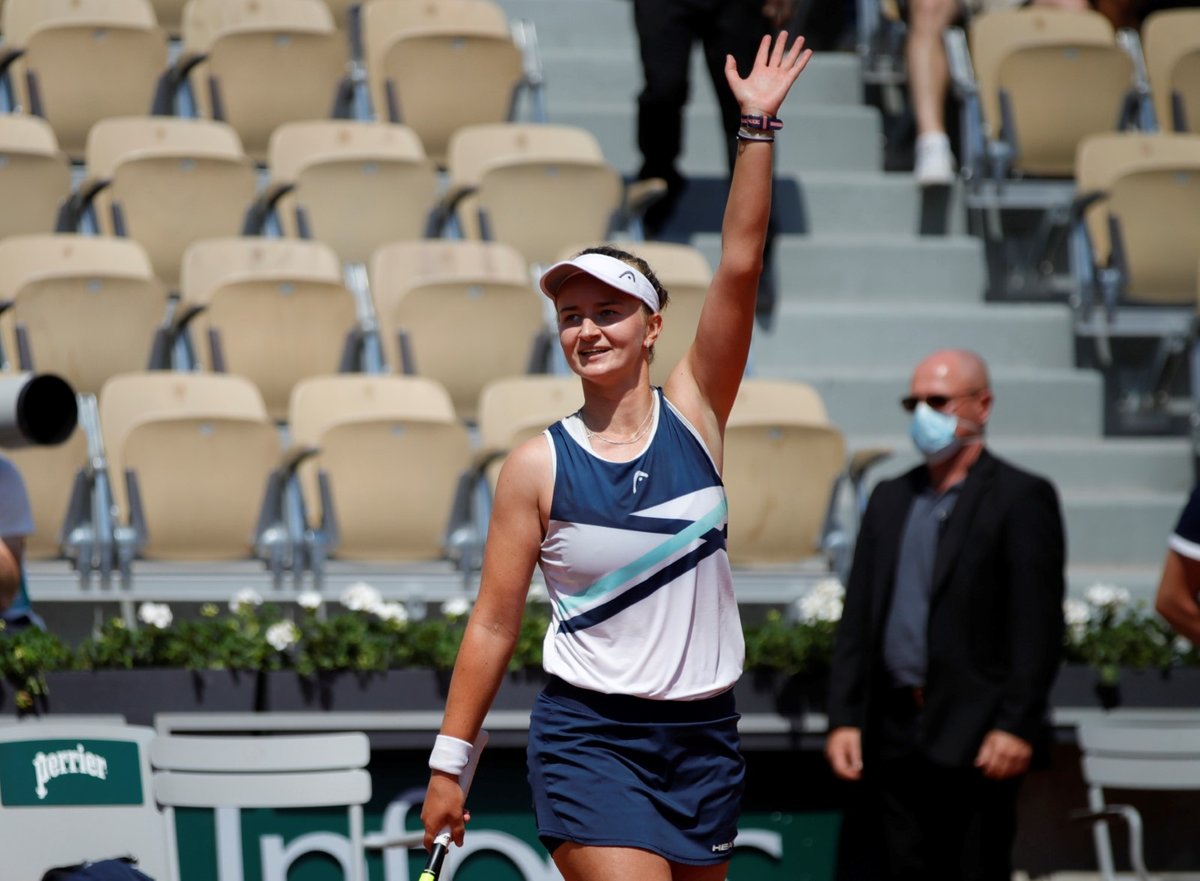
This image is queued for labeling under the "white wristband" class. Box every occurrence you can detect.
[429,734,473,776]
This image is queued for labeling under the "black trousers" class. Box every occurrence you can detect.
[633,0,769,186]
[631,0,779,321]
[854,690,1024,881]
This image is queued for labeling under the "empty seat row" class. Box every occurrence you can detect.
[0,235,711,422]
[7,372,852,572]
[0,0,531,162]
[0,115,639,285]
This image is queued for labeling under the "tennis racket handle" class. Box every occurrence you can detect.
[417,840,449,881]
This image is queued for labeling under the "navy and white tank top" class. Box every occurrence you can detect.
[538,388,744,700]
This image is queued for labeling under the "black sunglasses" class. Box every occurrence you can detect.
[900,391,980,413]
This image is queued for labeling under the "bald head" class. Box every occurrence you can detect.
[912,349,990,393]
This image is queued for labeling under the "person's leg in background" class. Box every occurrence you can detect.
[906,0,959,184]
[634,0,697,238]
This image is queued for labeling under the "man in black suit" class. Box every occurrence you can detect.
[825,349,1065,881]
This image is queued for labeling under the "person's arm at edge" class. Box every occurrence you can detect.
[420,437,547,849]
[665,34,811,439]
[1155,548,1200,645]
[0,536,24,613]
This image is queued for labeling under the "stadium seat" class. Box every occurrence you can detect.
[0,235,168,395]
[260,120,439,265]
[0,116,71,241]
[166,0,349,162]
[722,379,848,568]
[1069,133,1200,422]
[368,239,548,421]
[967,8,1136,177]
[361,0,525,165]
[0,0,168,160]
[287,374,473,562]
[98,371,283,560]
[61,116,258,291]
[177,237,359,420]
[151,732,371,881]
[475,374,582,488]
[2,424,88,559]
[437,123,625,266]
[0,722,170,880]
[1143,8,1200,133]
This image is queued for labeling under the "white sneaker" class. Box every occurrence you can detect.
[914,132,956,186]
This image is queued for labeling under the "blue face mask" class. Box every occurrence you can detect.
[909,402,962,463]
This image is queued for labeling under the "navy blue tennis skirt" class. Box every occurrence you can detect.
[526,676,745,865]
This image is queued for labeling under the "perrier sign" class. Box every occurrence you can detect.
[0,738,144,807]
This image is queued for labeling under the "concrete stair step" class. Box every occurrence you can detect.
[697,234,987,301]
[497,0,633,50]
[846,436,1194,495]
[1060,490,1185,567]
[748,367,1104,437]
[553,104,883,175]
[538,50,863,110]
[756,303,1075,370]
[788,172,921,237]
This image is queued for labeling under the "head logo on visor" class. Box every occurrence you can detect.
[539,253,660,313]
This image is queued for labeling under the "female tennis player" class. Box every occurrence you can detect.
[421,32,811,881]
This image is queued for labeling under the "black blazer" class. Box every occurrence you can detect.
[827,449,1066,768]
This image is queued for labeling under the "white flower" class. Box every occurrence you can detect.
[342,581,383,613]
[266,620,300,652]
[297,591,323,611]
[376,601,409,624]
[527,581,549,603]
[1175,635,1194,656]
[1085,583,1131,611]
[1063,598,1091,639]
[794,578,845,623]
[137,601,173,630]
[229,587,264,612]
[442,596,472,619]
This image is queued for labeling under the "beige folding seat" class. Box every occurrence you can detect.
[0,0,168,160]
[175,0,348,162]
[0,116,71,241]
[265,120,439,264]
[1143,9,1200,133]
[441,123,625,266]
[288,374,471,561]
[70,117,258,290]
[98,371,281,558]
[1076,133,1200,305]
[369,239,546,421]
[361,0,524,165]
[0,239,168,395]
[0,234,158,372]
[475,374,582,488]
[722,379,847,567]
[3,425,88,559]
[178,237,358,420]
[969,8,1134,176]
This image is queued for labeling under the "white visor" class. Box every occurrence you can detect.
[539,252,660,313]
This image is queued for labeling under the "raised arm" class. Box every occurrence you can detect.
[666,33,811,439]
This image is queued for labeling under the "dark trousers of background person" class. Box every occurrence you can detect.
[632,0,780,323]
[837,688,1023,881]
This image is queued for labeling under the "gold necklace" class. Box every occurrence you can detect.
[580,401,655,446]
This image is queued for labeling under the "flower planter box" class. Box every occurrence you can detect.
[734,669,828,717]
[260,668,551,713]
[1050,664,1200,710]
[32,669,262,725]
